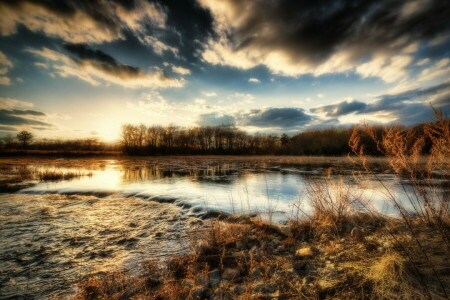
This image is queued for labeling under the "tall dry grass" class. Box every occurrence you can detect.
[346,110,449,298]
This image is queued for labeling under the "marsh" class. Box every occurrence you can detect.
[0,156,447,299]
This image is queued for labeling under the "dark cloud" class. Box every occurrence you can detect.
[0,109,52,126]
[196,113,235,126]
[32,126,51,130]
[200,0,450,76]
[7,109,46,116]
[64,43,142,79]
[311,81,450,125]
[28,44,184,88]
[239,108,313,128]
[311,101,367,117]
[0,125,16,131]
[196,108,314,129]
[153,0,214,59]
[0,0,166,43]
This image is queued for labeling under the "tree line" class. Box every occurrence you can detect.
[121,122,440,156]
[0,120,442,156]
[121,124,282,155]
[0,132,117,152]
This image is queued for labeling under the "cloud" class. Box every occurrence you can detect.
[0,51,13,85]
[171,65,191,75]
[198,0,450,80]
[0,76,11,85]
[195,98,206,104]
[202,91,217,97]
[311,100,368,117]
[140,35,179,56]
[196,113,235,126]
[248,78,260,83]
[238,108,313,128]
[0,97,34,110]
[0,109,52,126]
[356,54,413,83]
[311,81,450,124]
[0,51,12,68]
[0,125,16,132]
[0,0,166,43]
[29,44,185,89]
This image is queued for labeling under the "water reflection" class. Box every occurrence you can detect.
[19,159,447,221]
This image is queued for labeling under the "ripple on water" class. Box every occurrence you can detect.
[0,193,200,299]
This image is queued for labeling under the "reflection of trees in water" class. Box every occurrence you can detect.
[120,163,243,184]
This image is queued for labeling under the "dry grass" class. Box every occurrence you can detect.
[34,169,92,182]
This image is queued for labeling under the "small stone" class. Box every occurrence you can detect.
[295,247,313,259]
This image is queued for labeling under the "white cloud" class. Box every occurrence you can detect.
[195,98,206,104]
[140,35,179,56]
[356,54,413,83]
[202,91,217,97]
[171,65,191,75]
[416,58,430,66]
[248,77,260,83]
[0,97,34,109]
[28,47,185,89]
[317,94,325,98]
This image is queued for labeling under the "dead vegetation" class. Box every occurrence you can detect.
[0,164,92,192]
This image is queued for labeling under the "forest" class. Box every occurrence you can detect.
[119,122,437,156]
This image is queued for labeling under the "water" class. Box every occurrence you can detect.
[0,157,447,299]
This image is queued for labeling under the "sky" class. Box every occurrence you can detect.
[0,0,449,141]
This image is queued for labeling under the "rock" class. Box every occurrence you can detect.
[222,268,240,281]
[295,247,313,259]
[209,269,221,288]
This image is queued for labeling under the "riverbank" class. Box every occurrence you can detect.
[73,214,450,299]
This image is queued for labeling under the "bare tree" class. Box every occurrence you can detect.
[16,131,33,149]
